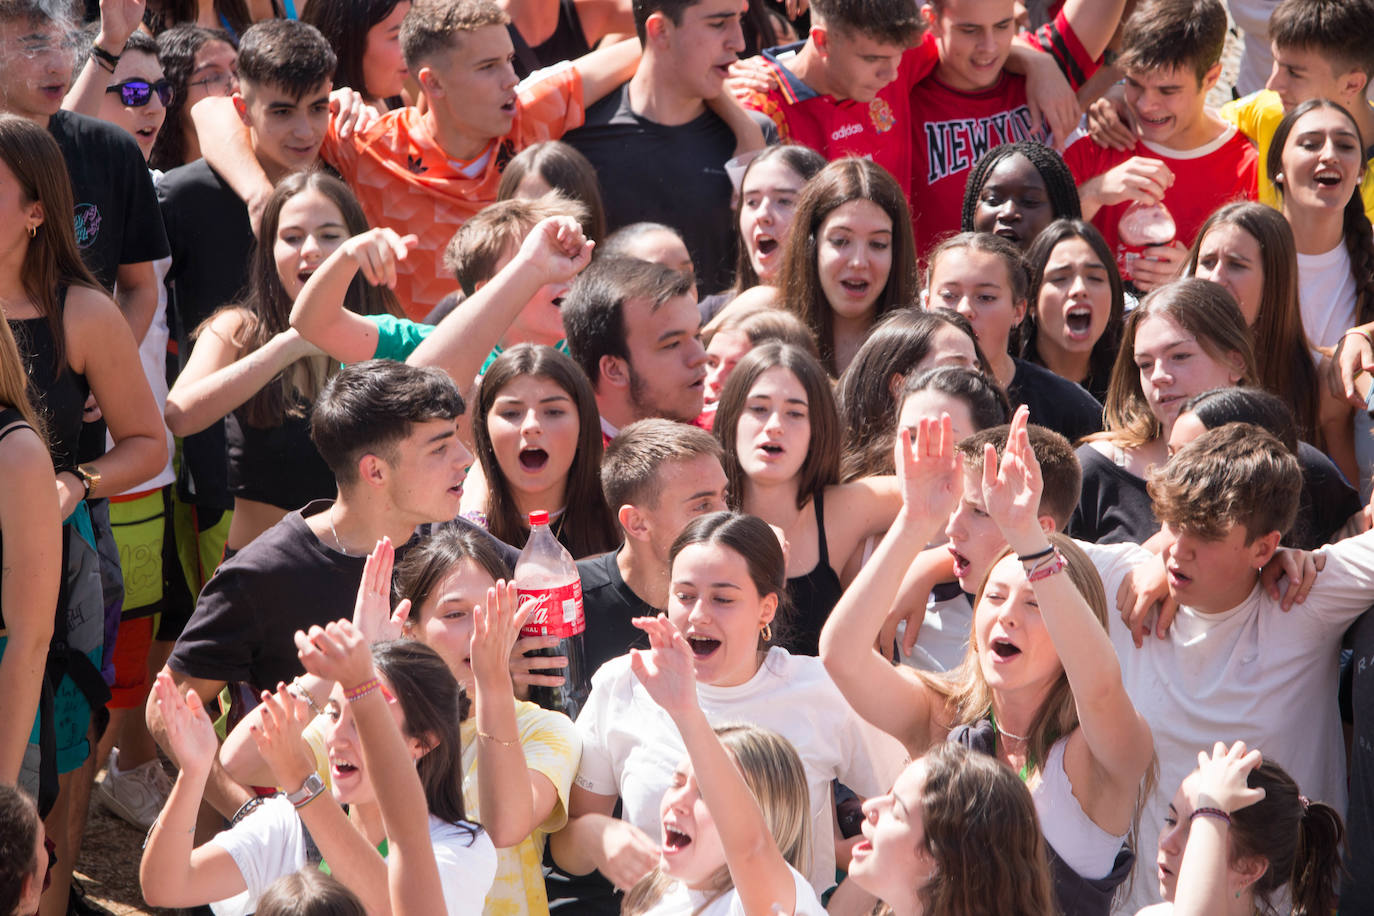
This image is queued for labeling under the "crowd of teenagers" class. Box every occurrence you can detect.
[5,0,1374,913]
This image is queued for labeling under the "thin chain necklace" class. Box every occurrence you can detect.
[328,504,363,557]
[995,721,1030,742]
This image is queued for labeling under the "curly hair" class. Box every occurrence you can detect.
[959,142,1082,237]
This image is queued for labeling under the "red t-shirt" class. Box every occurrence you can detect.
[908,10,1096,259]
[741,33,940,197]
[322,66,585,319]
[1062,124,1259,283]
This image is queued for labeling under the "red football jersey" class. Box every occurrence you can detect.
[908,10,1096,259]
[742,33,940,197]
[1062,124,1259,283]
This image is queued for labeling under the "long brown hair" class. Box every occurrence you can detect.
[0,116,104,380]
[895,743,1056,916]
[214,171,400,428]
[1095,278,1257,449]
[1184,202,1319,443]
[0,319,45,438]
[713,343,841,511]
[472,344,618,557]
[779,158,919,376]
[729,144,827,293]
[1268,98,1374,326]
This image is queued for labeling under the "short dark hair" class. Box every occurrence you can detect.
[1118,0,1227,84]
[311,360,465,486]
[1270,0,1374,79]
[0,786,39,916]
[602,418,723,512]
[811,0,924,48]
[900,366,1009,434]
[561,255,695,390]
[236,19,337,98]
[631,0,696,43]
[1148,422,1301,542]
[400,0,508,70]
[395,523,512,611]
[956,424,1082,529]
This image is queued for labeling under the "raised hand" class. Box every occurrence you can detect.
[352,538,409,644]
[249,682,318,792]
[295,619,376,691]
[343,228,418,290]
[153,671,219,775]
[516,216,594,286]
[894,414,963,526]
[629,615,699,719]
[471,581,536,688]
[97,0,147,51]
[981,406,1045,552]
[1190,741,1265,815]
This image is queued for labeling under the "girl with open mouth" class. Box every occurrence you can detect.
[617,613,823,916]
[1018,219,1125,405]
[1147,741,1342,916]
[820,411,1156,916]
[466,344,619,558]
[551,512,906,900]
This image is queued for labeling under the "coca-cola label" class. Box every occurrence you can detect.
[518,581,586,638]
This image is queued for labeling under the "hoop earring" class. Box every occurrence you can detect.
[760,622,772,642]
[27,225,36,238]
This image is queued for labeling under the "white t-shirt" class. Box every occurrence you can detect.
[640,864,826,916]
[1227,0,1280,96]
[1297,242,1358,353]
[208,795,497,916]
[1109,532,1374,914]
[575,648,909,892]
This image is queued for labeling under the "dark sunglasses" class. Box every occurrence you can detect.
[105,77,174,107]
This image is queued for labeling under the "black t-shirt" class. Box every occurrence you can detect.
[48,110,170,293]
[1007,357,1103,445]
[158,159,257,511]
[1067,444,1156,546]
[168,501,518,691]
[563,84,776,296]
[1341,607,1374,915]
[577,547,655,675]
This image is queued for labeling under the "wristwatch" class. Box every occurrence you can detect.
[73,464,101,499]
[285,772,326,809]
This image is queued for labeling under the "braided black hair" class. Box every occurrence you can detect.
[960,142,1082,233]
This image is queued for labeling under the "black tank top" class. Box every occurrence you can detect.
[7,290,89,469]
[225,405,336,511]
[783,490,844,657]
[509,0,592,78]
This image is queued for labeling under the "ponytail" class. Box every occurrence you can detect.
[1228,760,1345,916]
[1343,194,1374,326]
[1289,796,1345,916]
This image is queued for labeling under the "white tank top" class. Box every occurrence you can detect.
[1032,737,1129,880]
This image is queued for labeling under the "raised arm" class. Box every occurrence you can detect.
[631,614,800,916]
[62,0,145,117]
[0,428,59,784]
[164,308,321,437]
[140,673,252,908]
[407,215,593,384]
[1060,0,1128,64]
[191,96,275,232]
[1170,742,1267,916]
[818,418,961,756]
[470,581,564,848]
[981,407,1153,790]
[295,619,443,916]
[290,229,418,364]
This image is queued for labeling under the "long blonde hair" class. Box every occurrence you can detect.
[622,725,812,916]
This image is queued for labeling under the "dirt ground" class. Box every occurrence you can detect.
[77,15,1247,916]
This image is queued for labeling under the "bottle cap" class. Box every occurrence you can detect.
[529,510,550,527]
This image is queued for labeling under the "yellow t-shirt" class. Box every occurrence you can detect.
[300,699,581,916]
[1221,89,1374,221]
[460,701,581,916]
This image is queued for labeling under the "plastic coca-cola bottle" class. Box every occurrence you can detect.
[516,511,590,719]
[1117,201,1177,284]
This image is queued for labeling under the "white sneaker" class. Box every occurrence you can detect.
[95,748,173,830]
